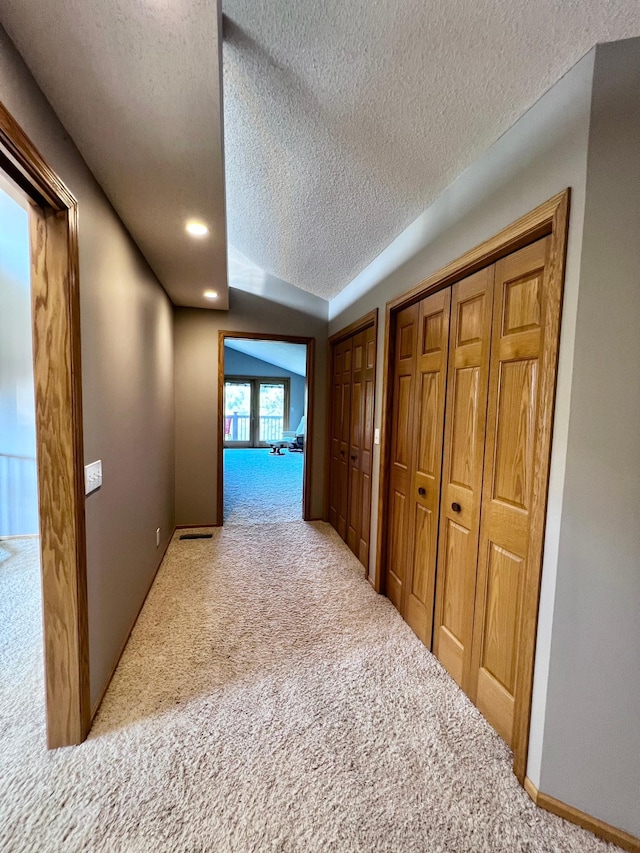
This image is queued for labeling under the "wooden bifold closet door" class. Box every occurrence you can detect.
[329,322,376,568]
[386,234,555,749]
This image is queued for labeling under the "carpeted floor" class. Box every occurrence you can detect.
[224,448,304,525]
[0,525,623,852]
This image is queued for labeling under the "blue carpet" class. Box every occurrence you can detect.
[223,448,304,525]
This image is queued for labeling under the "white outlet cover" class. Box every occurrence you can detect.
[84,460,102,496]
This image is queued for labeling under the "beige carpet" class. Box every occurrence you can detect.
[0,525,622,852]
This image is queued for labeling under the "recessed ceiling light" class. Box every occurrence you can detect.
[204,290,218,299]
[186,221,209,237]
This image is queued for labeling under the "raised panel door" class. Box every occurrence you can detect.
[469,237,550,746]
[329,337,352,539]
[386,304,418,611]
[433,267,494,688]
[403,289,451,645]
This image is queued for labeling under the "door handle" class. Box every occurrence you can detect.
[340,450,345,456]
[451,502,461,513]
[350,455,357,461]
[418,487,426,496]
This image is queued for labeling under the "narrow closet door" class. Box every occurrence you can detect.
[385,303,418,611]
[469,236,550,746]
[346,325,376,566]
[403,289,451,645]
[346,329,365,556]
[433,267,494,687]
[329,337,352,540]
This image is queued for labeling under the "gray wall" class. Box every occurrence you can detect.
[0,28,175,709]
[329,48,594,790]
[329,40,640,837]
[539,39,640,837]
[174,289,327,526]
[223,347,306,431]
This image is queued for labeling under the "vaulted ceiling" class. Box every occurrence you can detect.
[2,1,640,309]
[222,0,640,301]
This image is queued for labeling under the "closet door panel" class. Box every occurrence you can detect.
[470,237,550,746]
[357,325,376,566]
[329,338,352,540]
[347,331,365,556]
[329,345,343,530]
[403,289,450,645]
[433,267,494,689]
[386,305,418,611]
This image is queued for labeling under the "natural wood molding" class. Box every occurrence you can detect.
[217,331,316,525]
[511,191,570,782]
[175,523,219,530]
[375,189,571,775]
[524,778,640,853]
[373,301,393,594]
[328,308,378,346]
[91,528,176,720]
[0,101,75,210]
[0,98,90,748]
[386,190,570,312]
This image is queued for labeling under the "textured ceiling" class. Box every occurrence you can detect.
[225,339,307,376]
[223,0,640,301]
[0,0,229,309]
[3,1,640,309]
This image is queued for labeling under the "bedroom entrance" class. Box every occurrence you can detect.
[218,333,315,526]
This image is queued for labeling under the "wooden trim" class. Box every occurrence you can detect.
[0,99,90,748]
[373,302,393,593]
[325,310,378,571]
[304,338,316,522]
[524,778,640,853]
[217,331,316,525]
[0,103,75,210]
[386,191,568,312]
[375,190,571,773]
[511,193,570,783]
[91,528,176,720]
[328,308,378,346]
[175,523,219,530]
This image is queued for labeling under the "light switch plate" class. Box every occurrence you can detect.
[374,428,380,445]
[85,460,102,495]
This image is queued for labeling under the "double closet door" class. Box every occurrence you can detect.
[329,323,376,568]
[387,236,552,746]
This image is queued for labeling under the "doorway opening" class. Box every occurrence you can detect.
[0,104,89,747]
[0,171,44,752]
[218,333,315,526]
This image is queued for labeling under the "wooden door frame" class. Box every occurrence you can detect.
[217,332,315,525]
[375,191,570,783]
[0,102,90,747]
[325,309,378,568]
[223,376,291,447]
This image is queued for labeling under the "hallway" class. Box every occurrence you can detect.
[0,523,620,852]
